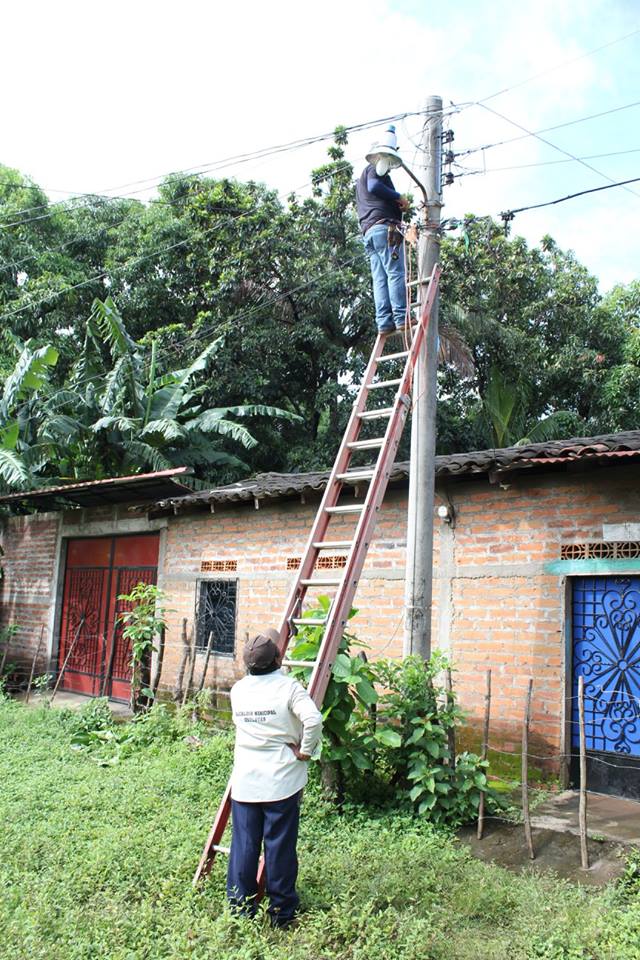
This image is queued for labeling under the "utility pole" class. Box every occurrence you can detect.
[403,95,443,658]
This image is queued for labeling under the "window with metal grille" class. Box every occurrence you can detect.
[195,580,237,655]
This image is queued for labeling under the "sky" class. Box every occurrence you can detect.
[2,0,640,292]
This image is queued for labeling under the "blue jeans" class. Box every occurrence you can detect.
[227,791,301,926]
[364,223,407,330]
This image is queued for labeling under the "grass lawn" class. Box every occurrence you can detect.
[1,698,640,960]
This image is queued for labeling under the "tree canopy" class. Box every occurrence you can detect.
[1,139,639,491]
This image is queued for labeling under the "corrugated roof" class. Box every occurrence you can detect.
[150,430,640,513]
[0,467,196,511]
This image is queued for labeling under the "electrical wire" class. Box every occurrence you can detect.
[477,102,640,202]
[476,26,640,106]
[455,145,640,176]
[455,98,640,159]
[0,157,355,276]
[0,109,426,230]
[501,174,640,220]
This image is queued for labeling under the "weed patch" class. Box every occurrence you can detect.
[1,700,639,959]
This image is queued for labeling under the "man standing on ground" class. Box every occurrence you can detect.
[355,124,410,334]
[227,628,323,928]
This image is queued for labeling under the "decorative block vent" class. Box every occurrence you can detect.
[286,555,347,571]
[200,559,238,573]
[561,541,640,561]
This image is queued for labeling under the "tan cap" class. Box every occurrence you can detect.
[243,627,280,670]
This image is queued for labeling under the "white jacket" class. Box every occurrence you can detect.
[229,669,323,802]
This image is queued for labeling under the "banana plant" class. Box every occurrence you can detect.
[0,338,58,490]
[38,297,300,482]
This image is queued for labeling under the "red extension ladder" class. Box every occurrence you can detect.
[193,263,441,887]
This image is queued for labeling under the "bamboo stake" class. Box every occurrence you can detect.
[25,625,46,704]
[578,675,589,870]
[477,668,492,840]
[151,626,166,700]
[182,624,197,708]
[445,668,456,770]
[197,630,215,694]
[0,635,10,676]
[51,615,86,702]
[173,619,190,702]
[522,677,535,860]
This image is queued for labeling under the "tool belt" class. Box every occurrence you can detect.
[388,223,404,260]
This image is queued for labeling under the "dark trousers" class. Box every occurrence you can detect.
[227,791,301,925]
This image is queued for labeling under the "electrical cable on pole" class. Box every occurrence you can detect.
[403,96,443,659]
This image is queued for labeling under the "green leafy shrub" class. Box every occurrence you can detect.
[117,582,169,712]
[290,611,500,826]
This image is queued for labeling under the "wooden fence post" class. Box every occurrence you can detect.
[51,615,86,702]
[578,675,589,869]
[173,619,190,702]
[25,625,46,704]
[522,677,535,860]
[445,668,456,770]
[150,627,166,700]
[197,631,215,694]
[182,624,197,708]
[477,668,492,840]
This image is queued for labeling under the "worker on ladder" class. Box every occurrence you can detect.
[356,124,410,334]
[226,629,323,928]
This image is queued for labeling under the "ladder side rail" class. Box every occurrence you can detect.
[307,266,441,706]
[275,334,388,648]
[193,784,232,885]
[193,265,440,889]
[193,335,388,886]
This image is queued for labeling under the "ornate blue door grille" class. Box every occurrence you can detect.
[572,577,640,782]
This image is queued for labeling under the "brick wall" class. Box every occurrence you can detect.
[0,512,60,677]
[4,463,640,774]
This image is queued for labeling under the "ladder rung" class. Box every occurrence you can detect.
[312,540,353,549]
[347,438,385,450]
[325,504,364,514]
[300,577,343,586]
[367,378,402,389]
[282,659,317,668]
[358,407,394,420]
[337,469,374,482]
[213,845,230,855]
[291,618,327,627]
[378,351,409,362]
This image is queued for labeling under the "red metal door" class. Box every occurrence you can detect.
[58,534,160,700]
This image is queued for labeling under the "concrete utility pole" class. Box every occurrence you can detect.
[403,95,443,658]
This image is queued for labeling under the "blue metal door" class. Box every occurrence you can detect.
[572,577,640,798]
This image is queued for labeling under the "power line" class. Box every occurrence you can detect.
[36,243,368,414]
[501,174,640,223]
[477,102,640,202]
[456,98,640,159]
[454,145,640,176]
[0,159,357,276]
[0,109,425,230]
[476,25,640,105]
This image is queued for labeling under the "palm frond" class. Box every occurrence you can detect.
[0,448,31,489]
[140,419,186,442]
[2,342,59,412]
[187,413,257,449]
[121,441,173,473]
[92,415,140,434]
[211,404,301,422]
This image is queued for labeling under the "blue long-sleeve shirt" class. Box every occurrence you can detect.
[355,163,402,235]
